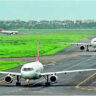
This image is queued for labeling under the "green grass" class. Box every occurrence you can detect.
[0,29,96,71]
[0,29,96,58]
[0,60,26,71]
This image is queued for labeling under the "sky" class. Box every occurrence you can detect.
[0,0,96,21]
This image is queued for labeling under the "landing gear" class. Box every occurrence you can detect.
[16,82,21,86]
[45,75,50,86]
[45,82,50,86]
[86,45,89,52]
[16,76,21,86]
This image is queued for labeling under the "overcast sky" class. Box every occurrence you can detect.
[0,0,96,21]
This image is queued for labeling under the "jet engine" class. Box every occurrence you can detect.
[4,75,13,83]
[80,46,85,50]
[49,75,58,83]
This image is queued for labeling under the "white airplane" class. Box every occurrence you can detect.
[0,28,18,35]
[0,41,96,86]
[59,38,96,52]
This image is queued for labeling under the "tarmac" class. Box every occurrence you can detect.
[0,37,96,95]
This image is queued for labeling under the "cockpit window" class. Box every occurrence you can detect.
[23,68,27,71]
[23,68,34,71]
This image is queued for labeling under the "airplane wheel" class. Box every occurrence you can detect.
[16,82,21,86]
[86,49,89,52]
[45,82,50,86]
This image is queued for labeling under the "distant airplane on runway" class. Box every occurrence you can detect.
[59,38,96,52]
[0,28,18,35]
[0,41,96,86]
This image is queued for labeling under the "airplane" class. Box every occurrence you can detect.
[59,38,96,52]
[0,40,96,86]
[0,28,18,35]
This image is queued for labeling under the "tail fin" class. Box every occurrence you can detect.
[0,28,2,32]
[36,40,39,61]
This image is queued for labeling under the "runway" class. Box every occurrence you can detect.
[0,38,96,95]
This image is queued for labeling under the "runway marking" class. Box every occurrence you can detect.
[75,73,96,91]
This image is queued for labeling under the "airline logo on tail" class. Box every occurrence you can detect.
[0,28,2,32]
[36,40,39,61]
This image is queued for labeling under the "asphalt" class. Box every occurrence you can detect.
[0,37,96,95]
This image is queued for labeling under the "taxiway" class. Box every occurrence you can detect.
[0,37,96,95]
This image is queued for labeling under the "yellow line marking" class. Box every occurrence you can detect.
[74,56,96,91]
[76,73,96,87]
[78,86,96,91]
[64,55,96,91]
[75,73,96,91]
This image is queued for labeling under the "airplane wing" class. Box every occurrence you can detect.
[40,69,96,76]
[59,42,92,46]
[0,71,21,76]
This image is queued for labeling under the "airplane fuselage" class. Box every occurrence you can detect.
[2,31,18,34]
[21,61,44,79]
[91,38,96,48]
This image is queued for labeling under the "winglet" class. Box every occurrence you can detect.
[36,40,39,61]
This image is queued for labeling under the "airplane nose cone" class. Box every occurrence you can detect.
[21,71,34,79]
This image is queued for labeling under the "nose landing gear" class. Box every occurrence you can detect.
[45,75,50,86]
[86,45,89,52]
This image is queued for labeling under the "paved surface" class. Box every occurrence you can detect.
[0,37,96,95]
